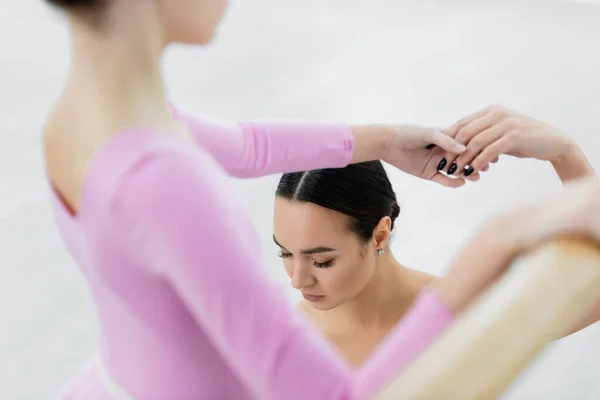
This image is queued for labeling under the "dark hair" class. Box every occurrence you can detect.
[46,0,106,13]
[46,0,108,26]
[275,161,401,242]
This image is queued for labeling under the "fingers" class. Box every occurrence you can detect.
[426,129,467,154]
[429,160,488,187]
[432,173,466,188]
[466,171,481,181]
[453,115,495,146]
[453,124,505,173]
[425,112,503,186]
[470,139,511,171]
[444,105,496,138]
[440,105,512,177]
[439,118,497,178]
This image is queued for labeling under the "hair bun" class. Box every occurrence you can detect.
[391,202,401,220]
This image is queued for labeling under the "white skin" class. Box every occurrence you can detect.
[273,200,424,313]
[273,198,436,365]
[274,111,597,366]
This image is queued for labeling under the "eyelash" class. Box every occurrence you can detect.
[313,260,333,269]
[277,251,334,268]
[277,251,291,259]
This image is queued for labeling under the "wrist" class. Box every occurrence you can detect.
[551,138,579,164]
[349,125,393,163]
[550,141,594,183]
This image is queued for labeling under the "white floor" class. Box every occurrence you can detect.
[1,1,600,398]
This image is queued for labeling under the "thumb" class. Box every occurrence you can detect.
[428,129,467,154]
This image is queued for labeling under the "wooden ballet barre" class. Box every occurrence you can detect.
[373,237,600,400]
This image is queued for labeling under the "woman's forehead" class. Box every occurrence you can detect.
[273,199,353,245]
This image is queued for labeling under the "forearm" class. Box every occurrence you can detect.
[236,122,391,173]
[209,120,358,177]
[432,212,600,339]
[560,299,600,338]
[551,143,595,184]
[178,107,390,176]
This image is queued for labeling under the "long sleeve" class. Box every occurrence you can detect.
[113,148,455,400]
[172,106,354,177]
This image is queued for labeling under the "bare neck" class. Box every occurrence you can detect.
[52,8,175,137]
[326,254,434,331]
[44,8,182,213]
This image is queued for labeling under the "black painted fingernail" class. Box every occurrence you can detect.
[426,144,436,150]
[437,158,447,171]
[447,162,458,175]
[464,166,474,177]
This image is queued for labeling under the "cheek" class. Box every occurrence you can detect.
[320,257,374,295]
[163,0,228,43]
[283,259,293,278]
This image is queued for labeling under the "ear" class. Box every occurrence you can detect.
[372,216,392,251]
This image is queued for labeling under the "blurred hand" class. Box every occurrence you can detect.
[509,176,600,251]
[434,176,600,313]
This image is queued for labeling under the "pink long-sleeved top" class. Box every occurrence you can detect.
[51,109,454,399]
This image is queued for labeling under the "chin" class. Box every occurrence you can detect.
[308,299,337,311]
[172,25,221,46]
[177,33,216,46]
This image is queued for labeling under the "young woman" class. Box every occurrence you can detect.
[274,107,597,366]
[44,0,471,398]
[44,0,600,398]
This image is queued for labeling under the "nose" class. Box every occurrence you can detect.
[290,261,314,290]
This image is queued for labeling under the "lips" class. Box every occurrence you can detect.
[302,293,324,302]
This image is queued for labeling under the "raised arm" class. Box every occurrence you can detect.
[173,106,388,177]
[429,177,600,339]
[439,105,596,183]
[114,148,455,400]
[171,105,468,187]
[550,144,595,184]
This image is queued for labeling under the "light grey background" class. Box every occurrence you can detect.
[1,1,599,398]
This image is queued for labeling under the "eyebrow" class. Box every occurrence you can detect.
[272,235,338,255]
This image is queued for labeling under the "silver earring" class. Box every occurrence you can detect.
[377,249,385,256]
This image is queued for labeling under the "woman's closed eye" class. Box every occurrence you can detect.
[277,250,334,269]
[277,250,292,259]
[313,259,334,268]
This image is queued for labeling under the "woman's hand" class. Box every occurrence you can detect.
[352,124,469,188]
[440,105,577,178]
[432,176,600,313]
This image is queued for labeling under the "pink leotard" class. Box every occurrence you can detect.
[52,108,455,399]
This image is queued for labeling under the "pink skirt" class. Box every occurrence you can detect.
[58,356,115,400]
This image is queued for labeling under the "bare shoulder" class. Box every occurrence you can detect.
[43,114,91,214]
[402,267,440,293]
[416,270,440,287]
